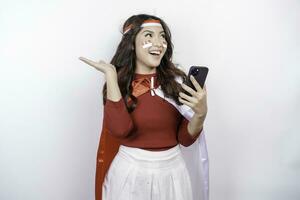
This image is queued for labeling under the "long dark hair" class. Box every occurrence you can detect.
[102,14,188,112]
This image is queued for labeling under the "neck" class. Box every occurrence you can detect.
[133,70,158,84]
[135,62,157,74]
[134,69,156,75]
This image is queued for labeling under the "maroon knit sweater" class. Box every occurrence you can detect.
[103,72,201,151]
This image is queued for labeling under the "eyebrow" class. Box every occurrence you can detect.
[142,30,165,34]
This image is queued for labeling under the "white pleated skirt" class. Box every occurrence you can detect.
[102,144,193,200]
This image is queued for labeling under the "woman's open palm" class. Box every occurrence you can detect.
[79,57,116,75]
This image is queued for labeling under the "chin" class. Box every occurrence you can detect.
[148,61,162,68]
[141,57,163,68]
[148,64,160,68]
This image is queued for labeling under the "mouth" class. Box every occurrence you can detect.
[149,50,162,57]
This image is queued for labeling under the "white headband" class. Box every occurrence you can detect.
[123,19,162,34]
[140,22,162,28]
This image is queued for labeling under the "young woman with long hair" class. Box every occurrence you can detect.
[79,14,209,200]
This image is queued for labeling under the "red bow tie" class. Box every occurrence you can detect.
[132,77,152,97]
[127,76,157,103]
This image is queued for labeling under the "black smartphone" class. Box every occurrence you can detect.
[184,66,209,95]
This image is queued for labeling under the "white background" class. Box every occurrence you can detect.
[0,0,299,199]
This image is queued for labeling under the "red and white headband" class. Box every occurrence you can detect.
[123,19,162,34]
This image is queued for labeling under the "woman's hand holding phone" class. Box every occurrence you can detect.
[178,66,208,117]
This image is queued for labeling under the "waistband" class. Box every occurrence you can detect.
[117,144,183,169]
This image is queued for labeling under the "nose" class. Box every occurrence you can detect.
[152,36,163,48]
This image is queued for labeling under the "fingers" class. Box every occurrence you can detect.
[190,75,203,92]
[178,96,193,108]
[179,92,198,104]
[79,57,98,68]
[181,83,197,96]
[203,84,207,93]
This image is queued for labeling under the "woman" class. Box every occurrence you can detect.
[79,14,208,200]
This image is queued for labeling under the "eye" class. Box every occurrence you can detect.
[145,33,152,37]
[161,34,166,39]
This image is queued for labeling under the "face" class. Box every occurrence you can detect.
[134,25,168,73]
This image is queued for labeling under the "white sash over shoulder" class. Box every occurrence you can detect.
[153,76,209,200]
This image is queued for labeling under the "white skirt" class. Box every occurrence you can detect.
[102,144,193,200]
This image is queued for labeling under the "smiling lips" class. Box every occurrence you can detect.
[149,50,161,56]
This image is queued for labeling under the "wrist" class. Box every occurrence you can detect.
[193,112,207,119]
[106,70,117,76]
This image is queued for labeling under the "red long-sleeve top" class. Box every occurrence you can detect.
[103,72,201,151]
